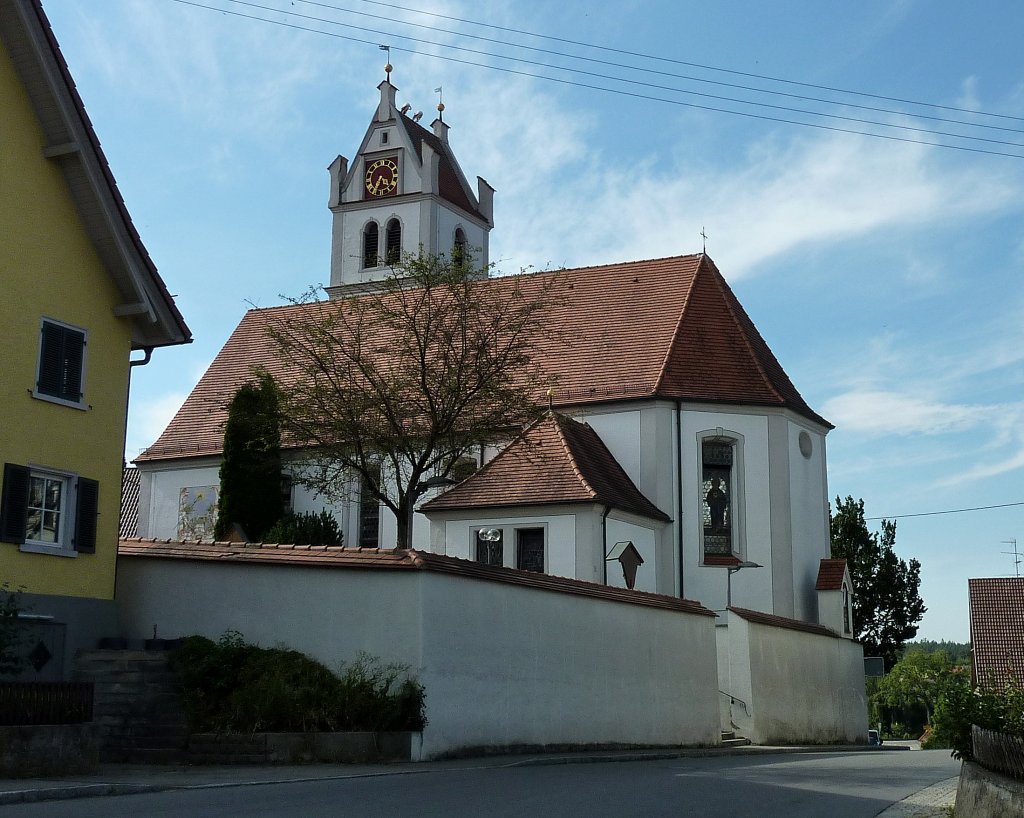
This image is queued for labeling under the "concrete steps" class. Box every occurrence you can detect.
[721,730,751,747]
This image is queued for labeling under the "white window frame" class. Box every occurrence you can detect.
[33,317,88,410]
[697,428,746,562]
[21,466,78,557]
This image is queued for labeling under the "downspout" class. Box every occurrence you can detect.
[601,505,611,585]
[676,400,685,598]
[114,346,155,626]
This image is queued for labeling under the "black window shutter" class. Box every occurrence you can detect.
[0,463,30,545]
[37,322,85,402]
[74,477,99,553]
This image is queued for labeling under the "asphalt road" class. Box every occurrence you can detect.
[0,750,960,818]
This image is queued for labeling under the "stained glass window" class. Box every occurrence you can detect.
[702,441,732,556]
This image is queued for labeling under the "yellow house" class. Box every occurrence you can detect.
[0,0,191,679]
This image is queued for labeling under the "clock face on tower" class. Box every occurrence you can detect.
[364,157,399,198]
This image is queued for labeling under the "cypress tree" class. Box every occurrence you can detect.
[214,372,283,542]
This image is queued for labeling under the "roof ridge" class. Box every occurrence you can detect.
[549,413,601,502]
[702,257,786,406]
[653,256,702,393]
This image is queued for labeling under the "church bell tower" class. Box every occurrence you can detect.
[326,68,494,297]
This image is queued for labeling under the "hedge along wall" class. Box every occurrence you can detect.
[114,544,721,759]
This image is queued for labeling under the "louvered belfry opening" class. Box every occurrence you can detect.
[362,222,378,268]
[385,218,401,265]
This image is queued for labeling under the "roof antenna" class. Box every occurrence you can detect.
[379,44,392,81]
[1002,539,1021,577]
[435,86,444,120]
[700,226,708,254]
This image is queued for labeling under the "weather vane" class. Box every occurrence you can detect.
[379,44,391,81]
[435,86,444,119]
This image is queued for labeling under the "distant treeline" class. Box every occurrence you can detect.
[903,639,971,663]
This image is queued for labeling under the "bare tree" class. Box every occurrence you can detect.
[267,254,558,548]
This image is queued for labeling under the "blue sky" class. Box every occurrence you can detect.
[42,0,1024,642]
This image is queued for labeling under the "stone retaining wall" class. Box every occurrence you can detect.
[189,731,421,764]
[0,724,98,777]
[956,760,1024,817]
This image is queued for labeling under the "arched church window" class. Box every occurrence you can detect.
[699,431,745,561]
[362,222,379,269]
[385,218,401,265]
[452,227,468,270]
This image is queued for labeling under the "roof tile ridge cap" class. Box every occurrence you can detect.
[703,257,787,406]
[550,413,600,502]
[653,256,701,393]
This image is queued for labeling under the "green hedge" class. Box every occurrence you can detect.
[169,632,426,734]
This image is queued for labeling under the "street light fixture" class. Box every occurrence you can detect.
[726,560,762,608]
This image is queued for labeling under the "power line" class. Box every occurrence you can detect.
[169,0,1024,160]
[865,501,1024,521]
[348,0,1024,125]
[298,0,1024,137]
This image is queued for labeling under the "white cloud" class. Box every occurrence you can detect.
[821,390,988,437]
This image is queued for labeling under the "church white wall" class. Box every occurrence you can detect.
[138,460,220,541]
[434,510,578,579]
[334,200,425,288]
[605,515,658,593]
[681,409,773,613]
[787,422,831,621]
[724,612,868,745]
[116,556,721,758]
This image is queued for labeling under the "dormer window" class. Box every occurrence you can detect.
[362,222,379,269]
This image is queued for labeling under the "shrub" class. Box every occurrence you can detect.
[264,510,343,546]
[169,632,425,734]
[927,670,1024,759]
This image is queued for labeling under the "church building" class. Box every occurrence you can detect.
[125,69,866,752]
[134,70,845,623]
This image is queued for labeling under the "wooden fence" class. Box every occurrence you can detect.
[0,682,94,725]
[973,724,1024,781]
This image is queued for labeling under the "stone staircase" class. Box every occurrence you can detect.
[721,730,751,748]
[74,649,189,763]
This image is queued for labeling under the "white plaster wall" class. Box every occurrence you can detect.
[139,462,220,540]
[580,409,641,486]
[116,560,423,667]
[727,613,868,745]
[438,513,576,578]
[435,208,486,265]
[337,200,424,286]
[681,410,773,613]
[605,516,658,593]
[116,557,722,758]
[788,422,831,621]
[416,572,721,756]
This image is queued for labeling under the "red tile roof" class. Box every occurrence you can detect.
[420,412,671,520]
[118,539,715,616]
[815,558,848,591]
[729,606,838,638]
[119,467,141,539]
[137,254,829,462]
[396,114,482,220]
[969,577,1024,689]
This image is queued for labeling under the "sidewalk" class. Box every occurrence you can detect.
[0,744,950,810]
